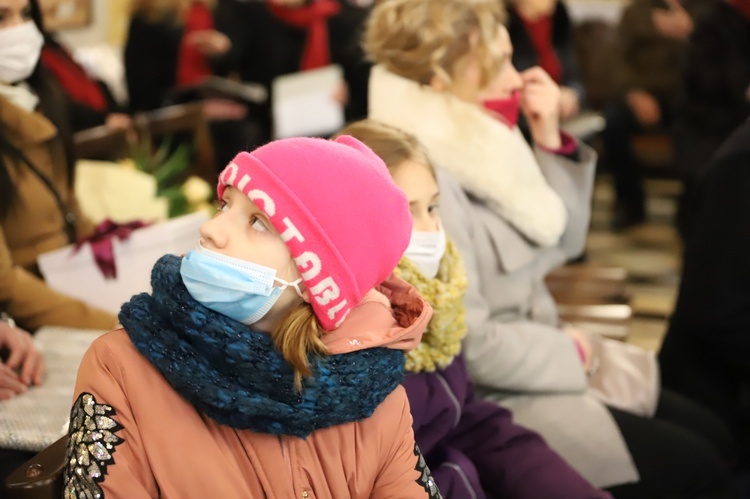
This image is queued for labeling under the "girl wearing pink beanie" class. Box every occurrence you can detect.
[60,136,440,498]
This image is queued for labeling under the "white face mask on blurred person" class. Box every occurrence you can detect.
[404,226,447,279]
[0,21,44,84]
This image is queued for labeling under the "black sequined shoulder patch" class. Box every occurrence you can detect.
[414,443,443,498]
[63,392,124,499]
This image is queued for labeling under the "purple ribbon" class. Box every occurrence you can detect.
[74,219,150,279]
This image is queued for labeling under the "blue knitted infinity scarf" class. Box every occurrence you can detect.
[119,255,405,438]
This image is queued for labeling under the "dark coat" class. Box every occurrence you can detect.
[213,0,371,128]
[614,0,716,103]
[660,119,750,445]
[675,2,750,180]
[124,13,184,113]
[402,355,611,498]
[41,40,122,131]
[507,1,585,102]
[664,119,750,372]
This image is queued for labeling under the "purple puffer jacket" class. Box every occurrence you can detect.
[402,355,612,499]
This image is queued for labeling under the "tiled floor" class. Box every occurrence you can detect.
[585,175,683,352]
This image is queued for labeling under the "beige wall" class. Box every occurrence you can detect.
[57,0,130,49]
[107,0,130,47]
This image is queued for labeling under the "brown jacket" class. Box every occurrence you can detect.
[615,0,716,102]
[0,97,116,330]
[65,276,439,498]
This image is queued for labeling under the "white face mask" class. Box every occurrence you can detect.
[404,226,447,279]
[0,21,44,84]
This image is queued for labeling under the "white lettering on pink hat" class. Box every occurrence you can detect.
[219,163,350,328]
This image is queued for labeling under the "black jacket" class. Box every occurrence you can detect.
[675,2,750,178]
[507,1,585,102]
[124,13,184,113]
[213,0,371,127]
[666,118,750,369]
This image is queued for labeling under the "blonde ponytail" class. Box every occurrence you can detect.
[272,303,328,391]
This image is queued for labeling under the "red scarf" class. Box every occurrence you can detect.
[518,12,562,84]
[268,0,341,71]
[40,44,107,111]
[730,0,750,22]
[176,2,215,86]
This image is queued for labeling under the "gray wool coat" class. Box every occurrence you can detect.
[367,65,638,488]
[437,147,639,488]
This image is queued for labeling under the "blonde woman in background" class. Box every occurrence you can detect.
[365,1,736,497]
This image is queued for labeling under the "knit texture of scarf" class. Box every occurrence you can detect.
[395,240,467,373]
[119,254,405,439]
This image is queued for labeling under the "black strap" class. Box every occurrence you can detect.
[15,149,77,244]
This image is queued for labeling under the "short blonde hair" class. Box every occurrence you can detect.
[335,120,435,178]
[365,0,507,87]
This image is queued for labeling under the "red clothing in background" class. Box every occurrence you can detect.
[518,13,562,83]
[176,2,215,86]
[41,44,107,111]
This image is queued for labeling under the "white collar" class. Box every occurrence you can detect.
[368,65,566,247]
[0,82,38,112]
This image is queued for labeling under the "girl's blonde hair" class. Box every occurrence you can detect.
[272,302,328,391]
[274,121,435,391]
[336,120,435,178]
[365,0,507,88]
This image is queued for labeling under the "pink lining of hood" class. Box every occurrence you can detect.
[321,273,433,355]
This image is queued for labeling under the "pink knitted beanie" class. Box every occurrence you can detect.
[217,135,412,331]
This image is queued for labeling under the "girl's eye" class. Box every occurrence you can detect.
[428,204,440,215]
[216,200,229,212]
[250,215,267,232]
[21,7,32,19]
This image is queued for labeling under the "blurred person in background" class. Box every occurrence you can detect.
[125,0,266,168]
[125,0,230,113]
[0,0,117,481]
[673,0,750,238]
[35,0,131,133]
[213,0,373,141]
[506,0,584,123]
[601,0,715,230]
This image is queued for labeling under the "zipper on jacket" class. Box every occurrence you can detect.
[436,374,462,428]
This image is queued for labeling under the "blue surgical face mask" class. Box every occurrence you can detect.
[180,243,304,325]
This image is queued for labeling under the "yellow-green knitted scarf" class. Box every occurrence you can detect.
[395,239,468,373]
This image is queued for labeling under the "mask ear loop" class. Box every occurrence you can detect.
[274,259,305,297]
[275,259,306,298]
[288,278,304,298]
[272,277,305,297]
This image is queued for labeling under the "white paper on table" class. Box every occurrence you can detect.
[0,327,107,452]
[272,64,345,139]
[37,212,208,314]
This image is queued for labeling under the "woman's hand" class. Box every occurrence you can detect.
[626,89,661,127]
[563,325,593,372]
[0,322,44,398]
[520,67,562,149]
[186,30,232,56]
[559,86,580,120]
[105,113,133,131]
